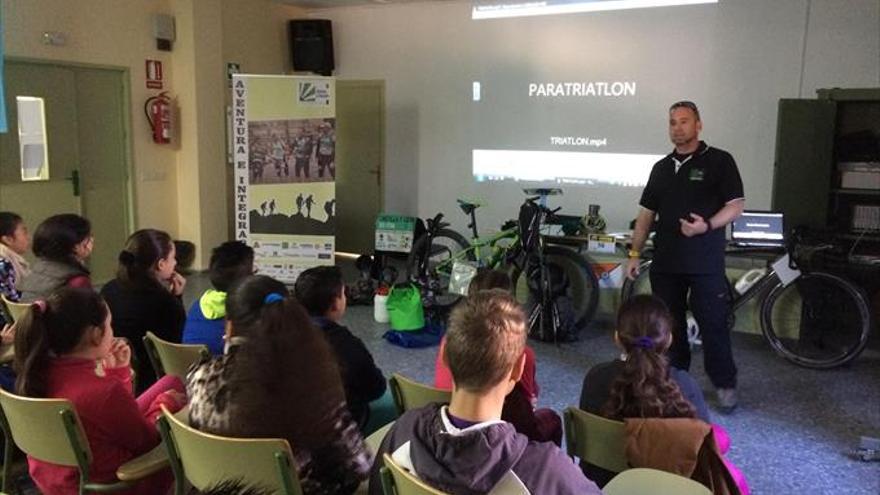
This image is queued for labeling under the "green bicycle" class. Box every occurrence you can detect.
[406,198,600,331]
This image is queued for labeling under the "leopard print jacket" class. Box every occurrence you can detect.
[186,348,372,494]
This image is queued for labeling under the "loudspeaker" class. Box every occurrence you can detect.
[289,20,334,76]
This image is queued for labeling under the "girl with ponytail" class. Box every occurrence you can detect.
[594,295,704,420]
[13,288,185,495]
[100,229,186,393]
[186,275,371,495]
[579,295,748,494]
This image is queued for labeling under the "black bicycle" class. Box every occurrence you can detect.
[621,232,872,369]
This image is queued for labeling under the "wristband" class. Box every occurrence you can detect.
[627,249,641,259]
[705,218,714,232]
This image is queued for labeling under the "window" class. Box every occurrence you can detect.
[16,96,49,181]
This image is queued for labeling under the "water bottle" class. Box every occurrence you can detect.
[374,288,390,323]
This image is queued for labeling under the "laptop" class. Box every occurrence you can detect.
[730,211,785,248]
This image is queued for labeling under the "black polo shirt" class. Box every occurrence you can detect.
[639,141,744,274]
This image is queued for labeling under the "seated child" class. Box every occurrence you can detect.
[0,211,30,306]
[579,294,748,493]
[187,275,371,495]
[182,241,254,355]
[0,211,30,390]
[294,266,386,427]
[13,288,185,495]
[369,290,601,495]
[435,268,562,445]
[19,214,93,300]
[100,229,186,393]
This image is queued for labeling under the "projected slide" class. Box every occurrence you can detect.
[472,0,718,20]
[471,76,665,187]
[468,0,720,188]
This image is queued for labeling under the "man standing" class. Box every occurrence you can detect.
[293,128,314,179]
[625,101,745,412]
[315,122,336,179]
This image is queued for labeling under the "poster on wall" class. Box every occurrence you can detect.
[232,74,336,283]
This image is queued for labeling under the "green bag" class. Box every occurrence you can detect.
[386,284,425,331]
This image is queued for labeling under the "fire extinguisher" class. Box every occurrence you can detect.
[145,92,172,144]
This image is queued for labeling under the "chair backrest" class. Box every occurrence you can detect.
[388,373,451,416]
[604,467,712,495]
[381,453,450,495]
[159,408,303,495]
[142,331,209,378]
[1,295,30,323]
[563,407,629,473]
[0,388,90,470]
[365,421,394,454]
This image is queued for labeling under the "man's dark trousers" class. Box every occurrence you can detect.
[649,270,737,389]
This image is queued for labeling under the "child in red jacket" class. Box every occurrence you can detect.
[13,288,186,495]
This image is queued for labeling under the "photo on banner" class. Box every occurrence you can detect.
[232,74,335,283]
[248,118,336,184]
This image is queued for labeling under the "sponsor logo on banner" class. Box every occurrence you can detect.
[297,81,331,106]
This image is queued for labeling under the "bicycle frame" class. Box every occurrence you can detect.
[433,227,520,277]
[634,250,794,311]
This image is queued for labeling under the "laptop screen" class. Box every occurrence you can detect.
[731,211,785,245]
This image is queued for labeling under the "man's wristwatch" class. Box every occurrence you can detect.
[705,218,714,232]
[627,249,641,259]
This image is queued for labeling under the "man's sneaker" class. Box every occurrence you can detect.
[717,387,738,413]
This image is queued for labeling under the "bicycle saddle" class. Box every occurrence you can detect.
[457,199,483,215]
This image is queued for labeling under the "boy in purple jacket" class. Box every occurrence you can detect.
[369,290,602,495]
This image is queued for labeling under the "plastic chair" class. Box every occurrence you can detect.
[365,421,395,454]
[157,406,303,495]
[380,453,449,495]
[0,295,29,323]
[388,373,451,416]
[0,388,169,494]
[604,467,712,495]
[563,407,629,473]
[142,331,209,379]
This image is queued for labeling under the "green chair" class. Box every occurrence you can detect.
[0,295,29,324]
[365,421,395,454]
[142,331,209,379]
[563,407,629,473]
[0,388,169,494]
[604,467,712,495]
[157,407,303,495]
[380,453,449,495]
[388,373,451,416]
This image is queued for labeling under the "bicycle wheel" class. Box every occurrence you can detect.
[406,229,474,308]
[620,260,652,302]
[511,246,599,330]
[760,271,871,369]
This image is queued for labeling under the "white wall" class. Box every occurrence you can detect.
[314,0,879,234]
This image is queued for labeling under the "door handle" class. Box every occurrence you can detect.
[65,169,80,197]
